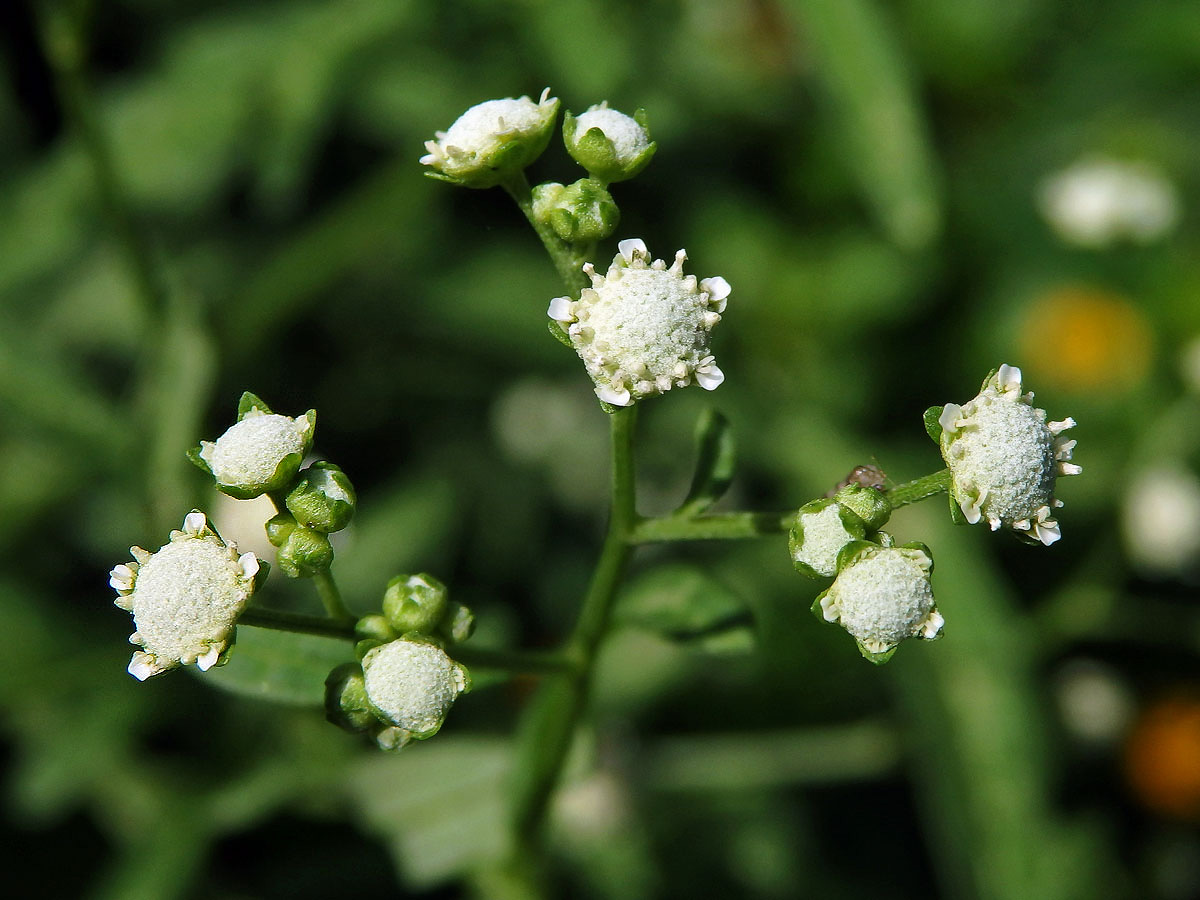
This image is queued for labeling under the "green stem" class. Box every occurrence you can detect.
[313,570,355,624]
[501,172,590,294]
[632,510,794,543]
[509,405,639,847]
[886,468,951,508]
[238,607,357,640]
[451,645,578,675]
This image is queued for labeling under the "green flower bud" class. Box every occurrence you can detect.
[285,462,356,533]
[438,602,476,645]
[789,498,867,579]
[265,512,297,548]
[563,104,656,183]
[276,525,334,578]
[355,613,397,643]
[190,393,316,500]
[834,483,892,532]
[532,178,620,243]
[324,662,376,733]
[420,89,559,189]
[382,573,448,635]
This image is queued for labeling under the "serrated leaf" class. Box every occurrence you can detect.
[203,626,353,707]
[676,407,736,516]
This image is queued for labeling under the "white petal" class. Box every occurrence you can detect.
[183,511,207,534]
[938,403,963,434]
[1059,462,1083,476]
[701,276,732,308]
[128,652,161,681]
[239,552,260,579]
[1033,518,1062,546]
[1048,417,1076,435]
[617,238,647,263]
[595,383,633,406]
[920,609,945,640]
[195,645,221,671]
[547,296,575,322]
[960,494,982,525]
[1055,438,1077,459]
[695,364,725,391]
[996,364,1022,392]
[819,593,841,623]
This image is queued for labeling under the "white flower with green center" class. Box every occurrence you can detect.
[816,541,943,664]
[933,364,1080,546]
[111,511,260,681]
[548,239,730,406]
[194,394,316,499]
[564,103,656,183]
[420,89,559,189]
[361,639,469,745]
[789,498,867,579]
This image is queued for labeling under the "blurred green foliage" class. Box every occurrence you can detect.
[4,0,1200,897]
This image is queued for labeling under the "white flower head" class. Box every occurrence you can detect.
[816,541,943,664]
[111,511,261,681]
[932,365,1080,546]
[361,638,470,745]
[548,239,730,406]
[194,393,316,499]
[564,103,656,183]
[1038,156,1180,248]
[420,89,559,189]
[789,498,867,579]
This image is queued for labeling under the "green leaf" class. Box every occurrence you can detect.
[202,626,353,707]
[924,405,944,442]
[618,564,753,648]
[785,0,942,248]
[348,737,512,888]
[676,406,737,516]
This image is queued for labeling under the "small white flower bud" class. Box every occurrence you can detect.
[816,542,943,664]
[361,639,469,742]
[564,104,656,183]
[789,498,866,579]
[194,394,316,499]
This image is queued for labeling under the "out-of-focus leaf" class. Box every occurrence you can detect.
[349,737,512,888]
[786,0,942,248]
[617,564,753,649]
[677,407,737,516]
[892,507,1110,900]
[203,626,353,707]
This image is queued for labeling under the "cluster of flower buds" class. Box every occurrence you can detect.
[325,574,473,750]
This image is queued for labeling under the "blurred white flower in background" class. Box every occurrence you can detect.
[1039,156,1180,248]
[1122,465,1200,576]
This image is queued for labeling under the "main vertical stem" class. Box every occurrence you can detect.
[508,405,638,852]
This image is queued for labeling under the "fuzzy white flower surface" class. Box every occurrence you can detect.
[937,365,1080,546]
[420,89,558,187]
[1039,157,1179,248]
[111,511,260,681]
[548,239,729,406]
[362,639,469,741]
[818,543,943,661]
[573,103,650,159]
[790,500,862,579]
[199,407,313,498]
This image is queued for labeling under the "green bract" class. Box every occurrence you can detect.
[814,541,943,664]
[276,524,334,578]
[420,89,559,189]
[191,392,315,500]
[563,103,656,183]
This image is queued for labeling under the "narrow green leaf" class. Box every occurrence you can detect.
[202,626,353,707]
[618,564,753,648]
[676,407,737,516]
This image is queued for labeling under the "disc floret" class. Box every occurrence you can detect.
[931,364,1081,546]
[111,511,262,680]
[548,239,730,406]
